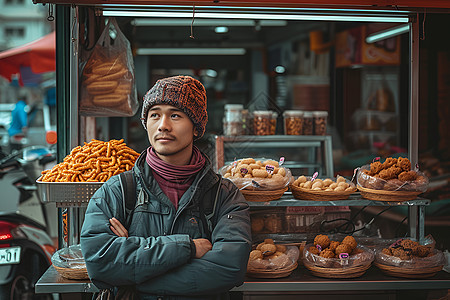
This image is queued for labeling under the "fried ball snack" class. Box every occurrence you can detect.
[319,249,335,258]
[314,234,331,249]
[40,139,139,182]
[335,244,352,256]
[260,243,277,256]
[249,250,263,260]
[328,241,340,252]
[382,157,397,169]
[342,236,357,251]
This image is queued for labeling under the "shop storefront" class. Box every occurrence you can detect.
[32,0,450,299]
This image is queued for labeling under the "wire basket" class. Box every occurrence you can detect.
[36,177,103,205]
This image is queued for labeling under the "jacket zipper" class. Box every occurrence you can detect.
[169,169,213,235]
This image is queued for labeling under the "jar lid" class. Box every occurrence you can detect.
[283,110,304,117]
[224,104,244,110]
[271,111,279,118]
[253,110,272,116]
[303,111,313,118]
[313,111,328,117]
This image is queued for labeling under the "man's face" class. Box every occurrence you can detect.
[146,104,197,164]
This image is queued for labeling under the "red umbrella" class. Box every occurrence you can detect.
[0,31,55,85]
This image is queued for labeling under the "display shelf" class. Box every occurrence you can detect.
[247,192,430,207]
[214,135,334,177]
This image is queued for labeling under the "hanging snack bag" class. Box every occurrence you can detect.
[80,18,138,117]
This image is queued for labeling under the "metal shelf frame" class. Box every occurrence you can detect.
[214,135,334,177]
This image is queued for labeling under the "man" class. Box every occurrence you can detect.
[80,75,252,299]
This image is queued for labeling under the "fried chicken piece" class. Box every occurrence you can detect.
[391,248,411,260]
[328,241,340,252]
[397,157,411,172]
[308,246,320,255]
[413,245,431,257]
[314,234,331,249]
[335,244,352,256]
[319,249,335,258]
[370,161,383,174]
[378,168,397,180]
[382,157,398,169]
[400,239,419,249]
[342,236,358,251]
[382,248,392,256]
[398,171,418,182]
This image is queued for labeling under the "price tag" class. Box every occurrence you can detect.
[251,180,261,188]
[240,168,248,175]
[339,253,349,259]
[373,156,380,163]
[265,164,275,175]
[311,171,318,181]
[316,244,322,252]
[279,157,285,166]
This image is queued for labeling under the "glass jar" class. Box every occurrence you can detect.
[313,111,328,135]
[302,111,313,135]
[253,110,271,136]
[283,110,304,135]
[241,109,253,135]
[223,104,243,136]
[270,111,278,135]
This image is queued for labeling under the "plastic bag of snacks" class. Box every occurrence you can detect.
[247,238,300,272]
[375,236,445,270]
[303,235,374,269]
[80,18,138,117]
[357,157,428,192]
[219,157,293,191]
[51,244,89,279]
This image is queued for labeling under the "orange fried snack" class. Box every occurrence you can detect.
[39,139,140,182]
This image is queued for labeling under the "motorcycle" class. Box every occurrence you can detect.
[0,146,57,299]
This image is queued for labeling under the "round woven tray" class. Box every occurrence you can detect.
[247,262,298,278]
[374,262,443,279]
[241,187,288,202]
[303,261,372,278]
[290,184,356,201]
[357,185,421,202]
[53,265,89,280]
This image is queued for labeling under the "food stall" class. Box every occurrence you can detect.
[32,0,450,298]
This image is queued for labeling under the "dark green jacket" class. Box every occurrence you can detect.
[80,151,251,299]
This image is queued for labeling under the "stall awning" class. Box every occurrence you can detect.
[31,0,450,9]
[0,31,56,84]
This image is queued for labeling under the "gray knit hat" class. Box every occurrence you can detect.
[141,75,208,139]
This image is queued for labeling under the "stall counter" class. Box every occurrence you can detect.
[36,265,450,296]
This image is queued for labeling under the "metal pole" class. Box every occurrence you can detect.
[408,16,422,242]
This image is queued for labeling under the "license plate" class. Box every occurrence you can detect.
[0,247,21,265]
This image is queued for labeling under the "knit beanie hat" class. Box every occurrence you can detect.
[141,75,208,139]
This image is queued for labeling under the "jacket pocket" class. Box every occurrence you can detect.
[129,203,172,237]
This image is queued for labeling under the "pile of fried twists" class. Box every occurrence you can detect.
[40,139,139,182]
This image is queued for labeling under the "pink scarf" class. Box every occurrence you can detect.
[146,146,206,209]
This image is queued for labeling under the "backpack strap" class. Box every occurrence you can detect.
[119,171,136,229]
[199,177,221,240]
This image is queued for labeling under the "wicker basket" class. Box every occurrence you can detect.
[247,262,298,278]
[241,187,288,202]
[358,185,421,202]
[290,184,356,201]
[303,261,372,278]
[374,262,443,279]
[53,265,90,280]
